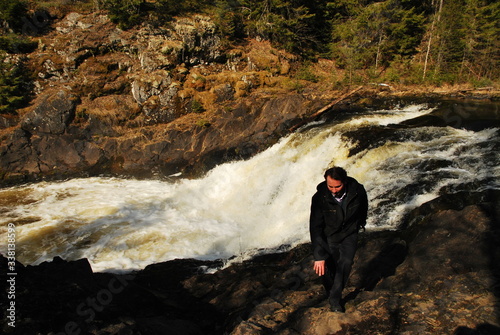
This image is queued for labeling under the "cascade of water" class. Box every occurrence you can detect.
[0,103,498,272]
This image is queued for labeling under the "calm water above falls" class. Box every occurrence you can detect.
[1,101,498,272]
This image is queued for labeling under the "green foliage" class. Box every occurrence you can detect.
[0,0,28,33]
[100,0,147,30]
[471,77,493,89]
[0,34,38,53]
[100,0,215,29]
[0,0,497,95]
[196,118,211,127]
[191,99,205,113]
[211,0,245,41]
[421,0,499,82]
[282,78,305,92]
[295,63,319,83]
[387,7,426,57]
[155,0,212,16]
[238,0,321,54]
[383,56,424,85]
[0,0,37,114]
[0,53,32,114]
[435,1,468,72]
[331,0,426,69]
[91,0,498,85]
[461,0,500,80]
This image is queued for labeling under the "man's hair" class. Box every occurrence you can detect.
[324,166,348,182]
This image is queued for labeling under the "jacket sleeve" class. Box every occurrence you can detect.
[358,184,369,229]
[309,194,330,260]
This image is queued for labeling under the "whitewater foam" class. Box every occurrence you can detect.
[1,104,497,272]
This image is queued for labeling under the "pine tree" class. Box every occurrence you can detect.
[0,54,31,114]
[239,0,317,54]
[0,0,28,33]
[212,0,245,41]
[434,0,467,77]
[331,0,426,71]
[101,0,146,30]
[463,0,500,82]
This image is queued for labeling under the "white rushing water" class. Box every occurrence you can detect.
[0,104,498,272]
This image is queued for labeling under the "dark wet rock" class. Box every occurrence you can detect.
[0,91,323,185]
[21,90,79,135]
[1,10,498,186]
[0,114,19,129]
[1,190,499,334]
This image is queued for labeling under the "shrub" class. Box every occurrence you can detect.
[196,118,211,127]
[0,0,28,33]
[0,54,32,114]
[471,77,493,89]
[0,34,37,53]
[294,64,319,83]
[191,99,205,113]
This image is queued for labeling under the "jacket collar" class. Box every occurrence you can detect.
[317,177,359,204]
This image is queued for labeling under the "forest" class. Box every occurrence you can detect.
[0,0,499,114]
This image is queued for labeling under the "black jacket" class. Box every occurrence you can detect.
[309,177,368,260]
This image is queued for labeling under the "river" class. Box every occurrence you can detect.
[1,99,498,272]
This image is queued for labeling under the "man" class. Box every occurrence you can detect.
[309,166,368,312]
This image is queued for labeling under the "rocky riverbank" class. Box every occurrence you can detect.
[0,11,321,186]
[1,11,498,187]
[1,189,499,335]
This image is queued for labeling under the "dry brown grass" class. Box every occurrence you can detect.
[78,95,140,125]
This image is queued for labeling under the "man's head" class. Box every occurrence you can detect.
[324,167,347,197]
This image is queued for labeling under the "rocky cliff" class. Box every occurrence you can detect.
[2,189,499,334]
[2,11,500,335]
[1,11,498,186]
[0,11,335,186]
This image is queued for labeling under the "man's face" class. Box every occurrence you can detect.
[326,176,344,197]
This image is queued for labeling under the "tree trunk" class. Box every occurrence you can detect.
[423,0,443,80]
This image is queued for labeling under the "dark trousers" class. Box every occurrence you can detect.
[322,233,358,306]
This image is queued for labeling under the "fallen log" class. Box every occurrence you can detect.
[289,85,363,132]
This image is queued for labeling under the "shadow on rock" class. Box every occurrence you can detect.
[454,323,500,335]
[0,256,224,335]
[345,232,408,304]
[481,190,500,324]
[357,238,408,292]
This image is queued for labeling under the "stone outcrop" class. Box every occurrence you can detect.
[0,87,324,184]
[20,90,78,135]
[1,11,497,186]
[2,190,499,335]
[2,9,499,335]
[0,11,327,186]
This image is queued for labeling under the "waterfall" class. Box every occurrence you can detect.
[1,102,498,272]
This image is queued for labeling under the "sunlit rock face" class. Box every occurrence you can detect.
[1,190,499,335]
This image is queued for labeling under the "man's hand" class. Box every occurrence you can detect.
[313,260,326,276]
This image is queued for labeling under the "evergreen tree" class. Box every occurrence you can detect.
[434,0,467,77]
[154,0,214,18]
[239,0,317,54]
[385,6,426,58]
[464,0,500,81]
[331,0,426,70]
[0,0,28,33]
[422,0,498,83]
[0,54,31,114]
[212,0,245,41]
[101,0,147,30]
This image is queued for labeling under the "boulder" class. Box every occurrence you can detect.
[2,190,498,335]
[21,90,78,135]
